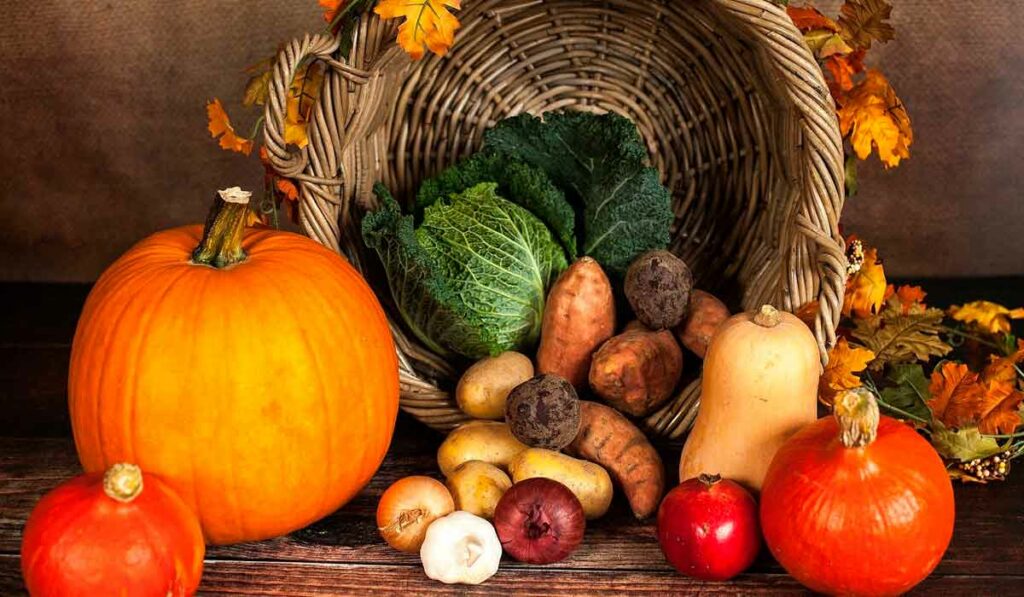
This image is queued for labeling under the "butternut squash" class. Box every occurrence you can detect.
[678,305,821,491]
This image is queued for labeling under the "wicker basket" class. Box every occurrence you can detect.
[261,0,847,439]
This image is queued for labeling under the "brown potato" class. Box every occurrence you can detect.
[536,257,615,388]
[456,352,534,419]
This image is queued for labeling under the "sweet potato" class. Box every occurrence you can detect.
[567,401,665,519]
[588,329,683,417]
[675,289,730,358]
[536,257,615,388]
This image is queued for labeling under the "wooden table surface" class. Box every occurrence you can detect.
[2,281,1023,595]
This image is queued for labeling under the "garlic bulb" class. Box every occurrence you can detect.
[420,511,501,584]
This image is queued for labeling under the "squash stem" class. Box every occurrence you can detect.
[103,463,144,503]
[833,387,880,448]
[752,304,781,328]
[191,187,252,268]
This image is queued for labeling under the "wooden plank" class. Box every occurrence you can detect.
[2,438,1022,579]
[3,554,1022,596]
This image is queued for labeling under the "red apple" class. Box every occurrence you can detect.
[657,474,761,581]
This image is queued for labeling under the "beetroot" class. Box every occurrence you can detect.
[493,478,585,564]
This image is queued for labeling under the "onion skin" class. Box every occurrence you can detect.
[657,474,760,581]
[760,415,955,596]
[493,478,585,564]
[376,476,455,553]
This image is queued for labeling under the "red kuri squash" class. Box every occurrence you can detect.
[21,463,205,596]
[68,188,400,545]
[760,388,955,596]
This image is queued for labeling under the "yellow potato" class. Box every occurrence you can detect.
[437,421,529,477]
[446,461,513,520]
[456,352,535,419]
[508,448,614,519]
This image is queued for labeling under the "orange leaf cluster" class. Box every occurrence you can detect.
[843,238,886,318]
[788,2,911,168]
[928,361,1023,435]
[206,99,254,156]
[949,301,1024,336]
[820,338,875,405]
[838,70,913,169]
[375,0,461,60]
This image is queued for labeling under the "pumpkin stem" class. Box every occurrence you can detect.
[191,187,253,268]
[103,463,144,503]
[752,304,781,328]
[833,387,880,448]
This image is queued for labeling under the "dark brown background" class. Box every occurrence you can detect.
[1,0,1021,281]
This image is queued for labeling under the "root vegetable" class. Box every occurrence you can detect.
[675,290,730,358]
[536,257,616,387]
[588,329,683,417]
[377,476,455,553]
[568,401,665,519]
[493,478,585,564]
[624,250,693,330]
[508,448,613,519]
[420,511,502,585]
[437,421,528,477]
[505,375,581,450]
[456,352,534,420]
[446,461,513,520]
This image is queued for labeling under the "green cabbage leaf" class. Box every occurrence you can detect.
[362,182,567,359]
[483,111,673,277]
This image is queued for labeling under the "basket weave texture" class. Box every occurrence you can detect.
[262,0,848,438]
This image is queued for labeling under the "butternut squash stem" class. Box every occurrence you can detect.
[833,387,880,448]
[752,304,780,328]
[103,463,144,503]
[191,187,252,268]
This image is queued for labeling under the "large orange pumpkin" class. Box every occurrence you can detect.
[69,188,399,545]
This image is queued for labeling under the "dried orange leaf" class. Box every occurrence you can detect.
[983,340,1024,386]
[824,50,865,99]
[795,300,820,329]
[375,0,461,60]
[819,338,875,405]
[949,301,1024,336]
[275,178,300,201]
[320,0,345,23]
[883,284,927,315]
[843,242,886,318]
[927,362,985,430]
[839,0,895,50]
[787,5,839,32]
[206,99,254,155]
[838,70,913,168]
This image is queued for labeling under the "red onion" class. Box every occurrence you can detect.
[493,478,585,564]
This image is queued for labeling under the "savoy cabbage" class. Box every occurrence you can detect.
[362,182,567,359]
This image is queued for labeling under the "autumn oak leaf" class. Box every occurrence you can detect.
[375,0,461,60]
[839,70,913,168]
[851,308,952,369]
[927,362,985,430]
[983,340,1024,386]
[883,284,928,315]
[838,0,895,50]
[820,338,875,405]
[949,300,1024,336]
[206,99,254,155]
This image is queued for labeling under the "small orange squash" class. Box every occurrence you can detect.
[21,464,205,596]
[679,305,820,491]
[69,188,400,545]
